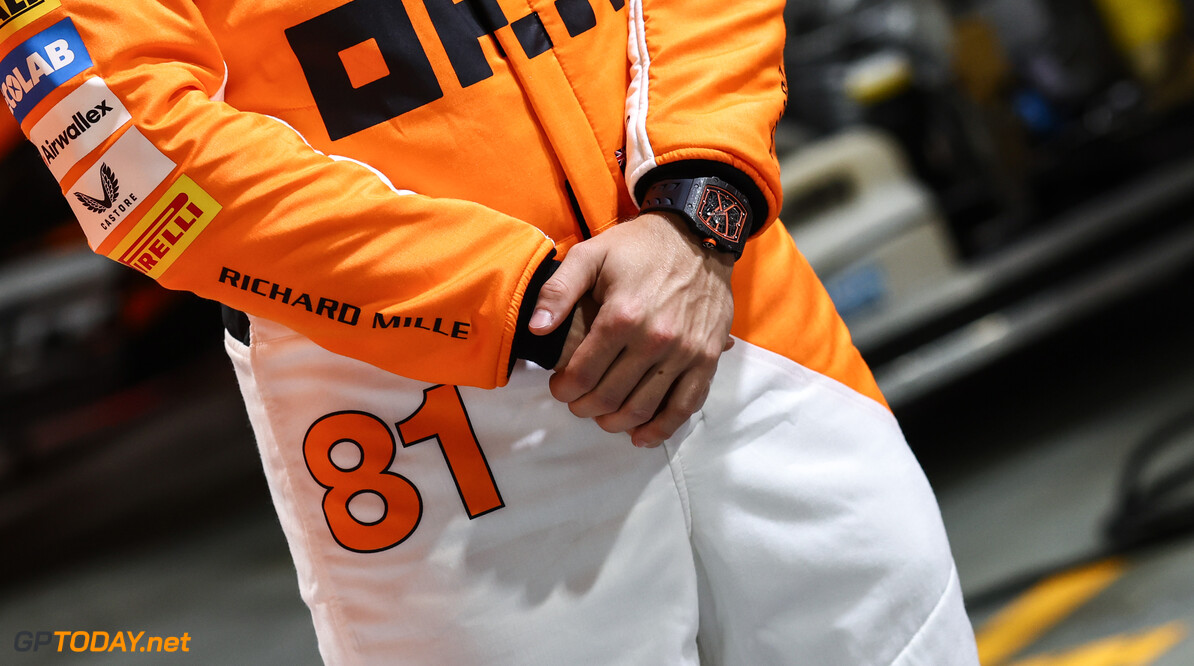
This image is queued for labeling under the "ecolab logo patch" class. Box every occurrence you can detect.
[0,0,59,45]
[29,77,131,180]
[66,127,176,248]
[108,175,221,279]
[1,17,91,123]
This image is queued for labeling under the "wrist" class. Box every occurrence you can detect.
[637,211,735,272]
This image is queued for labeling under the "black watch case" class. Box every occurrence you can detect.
[640,176,752,258]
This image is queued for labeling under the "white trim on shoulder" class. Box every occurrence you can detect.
[210,62,228,102]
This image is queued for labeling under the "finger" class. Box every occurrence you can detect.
[548,330,626,404]
[724,336,735,351]
[569,345,671,421]
[530,245,600,335]
[592,362,681,433]
[552,295,596,371]
[550,297,660,404]
[629,365,716,448]
[553,312,586,371]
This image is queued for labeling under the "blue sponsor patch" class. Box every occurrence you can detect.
[1,18,92,123]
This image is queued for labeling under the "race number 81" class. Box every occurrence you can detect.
[302,385,504,552]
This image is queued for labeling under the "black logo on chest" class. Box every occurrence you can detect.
[286,0,624,140]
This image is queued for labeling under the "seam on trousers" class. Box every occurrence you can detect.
[662,415,701,538]
[239,324,360,663]
[888,565,964,666]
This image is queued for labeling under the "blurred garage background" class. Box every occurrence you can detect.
[3,0,1194,663]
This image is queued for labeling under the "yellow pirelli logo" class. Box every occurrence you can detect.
[0,0,60,45]
[108,175,220,278]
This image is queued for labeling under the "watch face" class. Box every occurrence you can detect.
[696,185,747,243]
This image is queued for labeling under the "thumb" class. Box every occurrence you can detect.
[529,245,599,335]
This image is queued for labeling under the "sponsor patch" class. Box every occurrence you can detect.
[66,127,176,247]
[29,77,131,180]
[109,175,220,279]
[0,0,59,45]
[1,17,90,123]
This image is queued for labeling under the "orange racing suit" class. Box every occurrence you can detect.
[3,4,984,664]
[2,0,882,406]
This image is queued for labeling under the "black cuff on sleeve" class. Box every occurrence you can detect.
[510,254,576,374]
[634,159,769,237]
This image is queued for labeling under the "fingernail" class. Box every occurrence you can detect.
[529,308,553,330]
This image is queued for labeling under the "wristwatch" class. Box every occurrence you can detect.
[639,176,753,259]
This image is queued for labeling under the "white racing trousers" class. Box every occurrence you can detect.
[226,316,979,665]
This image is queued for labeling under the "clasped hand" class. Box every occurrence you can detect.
[529,212,735,448]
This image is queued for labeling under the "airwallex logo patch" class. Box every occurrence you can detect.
[1,17,92,123]
[44,98,116,159]
[29,77,132,181]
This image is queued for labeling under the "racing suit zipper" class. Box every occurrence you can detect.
[564,181,593,239]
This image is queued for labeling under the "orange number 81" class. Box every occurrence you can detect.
[303,385,504,553]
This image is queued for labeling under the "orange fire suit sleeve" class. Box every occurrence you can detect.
[3,1,560,389]
[625,0,788,230]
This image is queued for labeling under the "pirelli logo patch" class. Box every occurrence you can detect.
[0,0,59,45]
[109,175,221,278]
